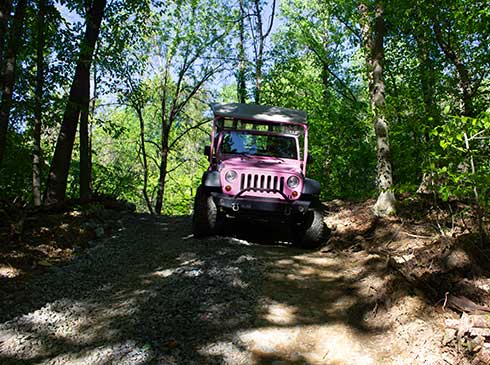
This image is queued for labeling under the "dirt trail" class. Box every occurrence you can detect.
[0,208,457,364]
[233,244,447,365]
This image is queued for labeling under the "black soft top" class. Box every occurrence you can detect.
[211,103,307,124]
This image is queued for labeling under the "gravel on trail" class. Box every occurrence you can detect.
[0,214,453,364]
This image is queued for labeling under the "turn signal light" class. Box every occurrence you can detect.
[225,185,232,192]
[291,191,298,198]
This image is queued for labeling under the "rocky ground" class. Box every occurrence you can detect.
[1,198,489,364]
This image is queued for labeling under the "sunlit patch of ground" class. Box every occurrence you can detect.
[239,324,379,365]
[0,265,21,278]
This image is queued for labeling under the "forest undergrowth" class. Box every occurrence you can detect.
[324,196,490,364]
[0,196,134,306]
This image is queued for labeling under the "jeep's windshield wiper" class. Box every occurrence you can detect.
[254,154,284,162]
[269,156,285,163]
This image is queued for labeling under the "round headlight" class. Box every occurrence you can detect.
[225,170,238,183]
[287,175,300,188]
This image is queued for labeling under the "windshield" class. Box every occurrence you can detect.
[220,131,297,159]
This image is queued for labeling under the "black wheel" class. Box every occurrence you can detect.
[192,185,219,238]
[293,201,327,248]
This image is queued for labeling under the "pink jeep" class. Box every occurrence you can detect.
[192,103,326,247]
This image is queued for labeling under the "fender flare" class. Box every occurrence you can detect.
[302,178,320,195]
[202,171,221,188]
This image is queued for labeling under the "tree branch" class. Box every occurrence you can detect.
[262,0,276,39]
[166,159,187,174]
[308,45,358,103]
[169,119,211,150]
[145,139,161,152]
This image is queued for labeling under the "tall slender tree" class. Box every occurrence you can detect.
[155,53,219,215]
[125,79,154,214]
[236,0,247,103]
[33,0,46,206]
[0,0,26,167]
[250,0,276,104]
[44,0,106,205]
[432,20,475,117]
[89,49,98,197]
[152,0,230,215]
[359,2,396,215]
[79,62,90,203]
[0,0,13,75]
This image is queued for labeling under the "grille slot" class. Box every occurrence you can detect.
[240,173,284,192]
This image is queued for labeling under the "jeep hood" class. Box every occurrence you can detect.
[220,156,302,174]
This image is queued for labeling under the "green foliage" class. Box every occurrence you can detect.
[261,54,376,200]
[262,2,376,201]
[428,111,490,205]
[89,108,147,208]
[1,0,489,215]
[0,133,34,200]
[89,81,210,215]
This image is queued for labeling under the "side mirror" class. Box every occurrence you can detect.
[307,155,313,164]
[204,146,211,157]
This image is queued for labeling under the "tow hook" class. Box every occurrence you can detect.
[232,203,240,212]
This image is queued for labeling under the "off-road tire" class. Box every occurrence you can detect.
[192,185,219,238]
[293,201,326,248]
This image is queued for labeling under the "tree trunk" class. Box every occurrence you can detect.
[432,19,474,117]
[44,0,106,205]
[236,0,247,103]
[252,0,263,104]
[0,0,26,167]
[154,136,169,215]
[251,0,275,105]
[0,0,13,75]
[79,64,90,203]
[136,108,154,214]
[416,34,436,124]
[32,0,45,207]
[154,62,169,215]
[320,32,330,108]
[359,2,396,216]
[89,54,97,195]
[153,32,219,214]
[414,26,438,195]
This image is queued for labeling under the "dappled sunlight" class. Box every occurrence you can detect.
[258,252,390,331]
[237,324,379,365]
[0,282,164,363]
[0,300,102,360]
[0,265,22,278]
[263,302,298,325]
[61,340,153,365]
[322,296,359,317]
[0,214,454,364]
[150,267,177,278]
[199,341,251,364]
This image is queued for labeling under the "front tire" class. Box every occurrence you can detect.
[192,185,219,238]
[293,202,327,248]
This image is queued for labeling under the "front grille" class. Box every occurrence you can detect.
[240,173,284,192]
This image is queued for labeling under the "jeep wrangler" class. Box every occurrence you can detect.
[192,103,326,248]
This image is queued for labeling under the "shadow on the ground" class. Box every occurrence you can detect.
[0,211,450,364]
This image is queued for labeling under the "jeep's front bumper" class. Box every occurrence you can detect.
[211,192,311,216]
